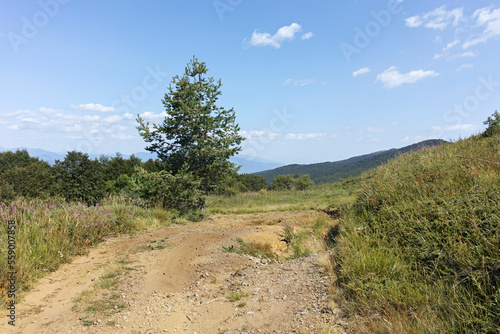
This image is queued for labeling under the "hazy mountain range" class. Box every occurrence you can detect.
[0,139,446,178]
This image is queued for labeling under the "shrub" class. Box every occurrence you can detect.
[269,174,313,191]
[130,167,203,212]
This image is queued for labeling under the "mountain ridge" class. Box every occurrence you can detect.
[256,139,447,183]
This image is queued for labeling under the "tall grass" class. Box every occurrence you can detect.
[0,196,173,307]
[207,182,356,214]
[335,136,500,333]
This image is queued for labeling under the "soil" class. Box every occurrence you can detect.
[1,211,347,334]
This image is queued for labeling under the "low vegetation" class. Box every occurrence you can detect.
[0,196,171,308]
[334,131,499,332]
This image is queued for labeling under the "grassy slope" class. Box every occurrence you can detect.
[335,135,499,333]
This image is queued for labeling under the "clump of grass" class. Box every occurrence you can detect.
[228,290,250,302]
[72,258,130,325]
[221,238,276,259]
[335,135,500,332]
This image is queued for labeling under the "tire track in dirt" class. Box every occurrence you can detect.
[1,212,347,334]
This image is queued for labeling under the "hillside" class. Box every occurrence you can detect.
[256,139,447,183]
[335,134,500,332]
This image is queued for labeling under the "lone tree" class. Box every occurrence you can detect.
[136,56,244,210]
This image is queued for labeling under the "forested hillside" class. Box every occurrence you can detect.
[256,139,446,183]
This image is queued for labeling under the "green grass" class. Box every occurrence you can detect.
[0,195,174,307]
[227,290,250,302]
[334,135,500,333]
[207,182,356,214]
[221,238,276,259]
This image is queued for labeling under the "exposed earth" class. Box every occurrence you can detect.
[1,211,347,333]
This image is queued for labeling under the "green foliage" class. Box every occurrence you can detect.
[0,150,57,201]
[136,56,244,209]
[269,174,313,191]
[53,151,106,204]
[335,135,500,333]
[483,110,500,138]
[222,238,276,259]
[238,173,268,192]
[130,167,203,212]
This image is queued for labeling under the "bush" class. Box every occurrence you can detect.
[130,167,203,212]
[269,174,313,191]
[238,174,268,192]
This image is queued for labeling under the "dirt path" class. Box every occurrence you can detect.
[1,211,346,334]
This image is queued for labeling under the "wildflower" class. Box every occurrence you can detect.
[11,206,16,213]
[50,205,55,209]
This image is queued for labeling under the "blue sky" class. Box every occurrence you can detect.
[1,0,499,164]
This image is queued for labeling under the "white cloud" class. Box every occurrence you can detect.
[123,113,134,120]
[111,133,135,140]
[8,125,19,130]
[283,78,316,86]
[402,135,433,142]
[352,67,371,77]
[240,130,281,141]
[70,103,114,112]
[431,124,478,131]
[301,32,314,40]
[83,115,101,122]
[245,23,303,48]
[285,133,327,140]
[434,39,460,59]
[103,115,122,123]
[405,6,463,30]
[448,51,478,60]
[139,111,167,121]
[463,6,500,48]
[456,63,474,71]
[376,66,439,89]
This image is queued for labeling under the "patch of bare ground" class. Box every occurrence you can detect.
[1,211,347,333]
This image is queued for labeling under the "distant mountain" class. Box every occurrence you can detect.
[0,147,282,174]
[230,156,283,174]
[256,139,448,184]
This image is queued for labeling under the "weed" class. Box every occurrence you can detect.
[228,290,250,302]
[222,238,276,259]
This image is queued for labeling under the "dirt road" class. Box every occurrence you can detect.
[1,211,346,333]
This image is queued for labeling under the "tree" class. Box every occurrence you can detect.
[238,174,268,192]
[269,174,314,191]
[53,151,105,204]
[483,110,500,137]
[136,56,244,210]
